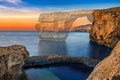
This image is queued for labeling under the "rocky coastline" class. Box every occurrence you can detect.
[90,7,120,48]
[87,41,120,80]
[0,45,99,80]
[0,7,120,80]
[87,7,120,80]
[0,41,120,80]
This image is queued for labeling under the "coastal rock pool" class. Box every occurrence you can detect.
[0,31,112,80]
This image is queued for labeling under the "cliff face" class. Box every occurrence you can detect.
[87,41,120,80]
[0,45,29,80]
[90,7,120,48]
[36,10,93,31]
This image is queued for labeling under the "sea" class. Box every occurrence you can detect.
[0,31,112,80]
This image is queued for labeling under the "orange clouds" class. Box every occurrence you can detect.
[0,16,38,31]
[0,5,41,31]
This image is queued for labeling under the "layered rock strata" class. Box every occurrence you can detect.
[36,10,93,40]
[90,7,120,48]
[36,10,93,31]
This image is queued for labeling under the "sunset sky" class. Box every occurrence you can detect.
[0,0,120,31]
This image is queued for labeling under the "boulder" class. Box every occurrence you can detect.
[87,41,120,80]
[0,45,29,80]
[90,7,120,48]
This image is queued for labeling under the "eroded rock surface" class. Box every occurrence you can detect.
[36,10,93,31]
[90,7,120,48]
[24,55,99,69]
[0,45,29,80]
[36,11,93,40]
[87,41,120,80]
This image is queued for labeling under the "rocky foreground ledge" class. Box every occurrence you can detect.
[0,45,29,80]
[24,55,99,69]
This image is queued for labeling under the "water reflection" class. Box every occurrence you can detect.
[38,40,68,55]
[88,41,112,60]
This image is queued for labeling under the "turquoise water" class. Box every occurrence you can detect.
[0,31,112,80]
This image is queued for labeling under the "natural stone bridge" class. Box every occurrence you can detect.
[24,55,99,69]
[36,11,93,41]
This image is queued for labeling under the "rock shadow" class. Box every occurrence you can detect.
[88,41,112,60]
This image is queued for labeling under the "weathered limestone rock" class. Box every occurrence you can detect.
[36,11,93,40]
[36,10,93,31]
[90,7,120,48]
[87,41,120,80]
[24,55,99,69]
[0,45,29,80]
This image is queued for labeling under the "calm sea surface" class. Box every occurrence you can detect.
[0,31,112,80]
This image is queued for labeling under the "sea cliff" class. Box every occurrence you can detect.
[87,7,120,80]
[90,7,120,48]
[87,41,120,80]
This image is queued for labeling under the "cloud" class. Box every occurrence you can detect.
[6,0,22,4]
[0,5,41,18]
[0,5,8,9]
[0,0,22,4]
